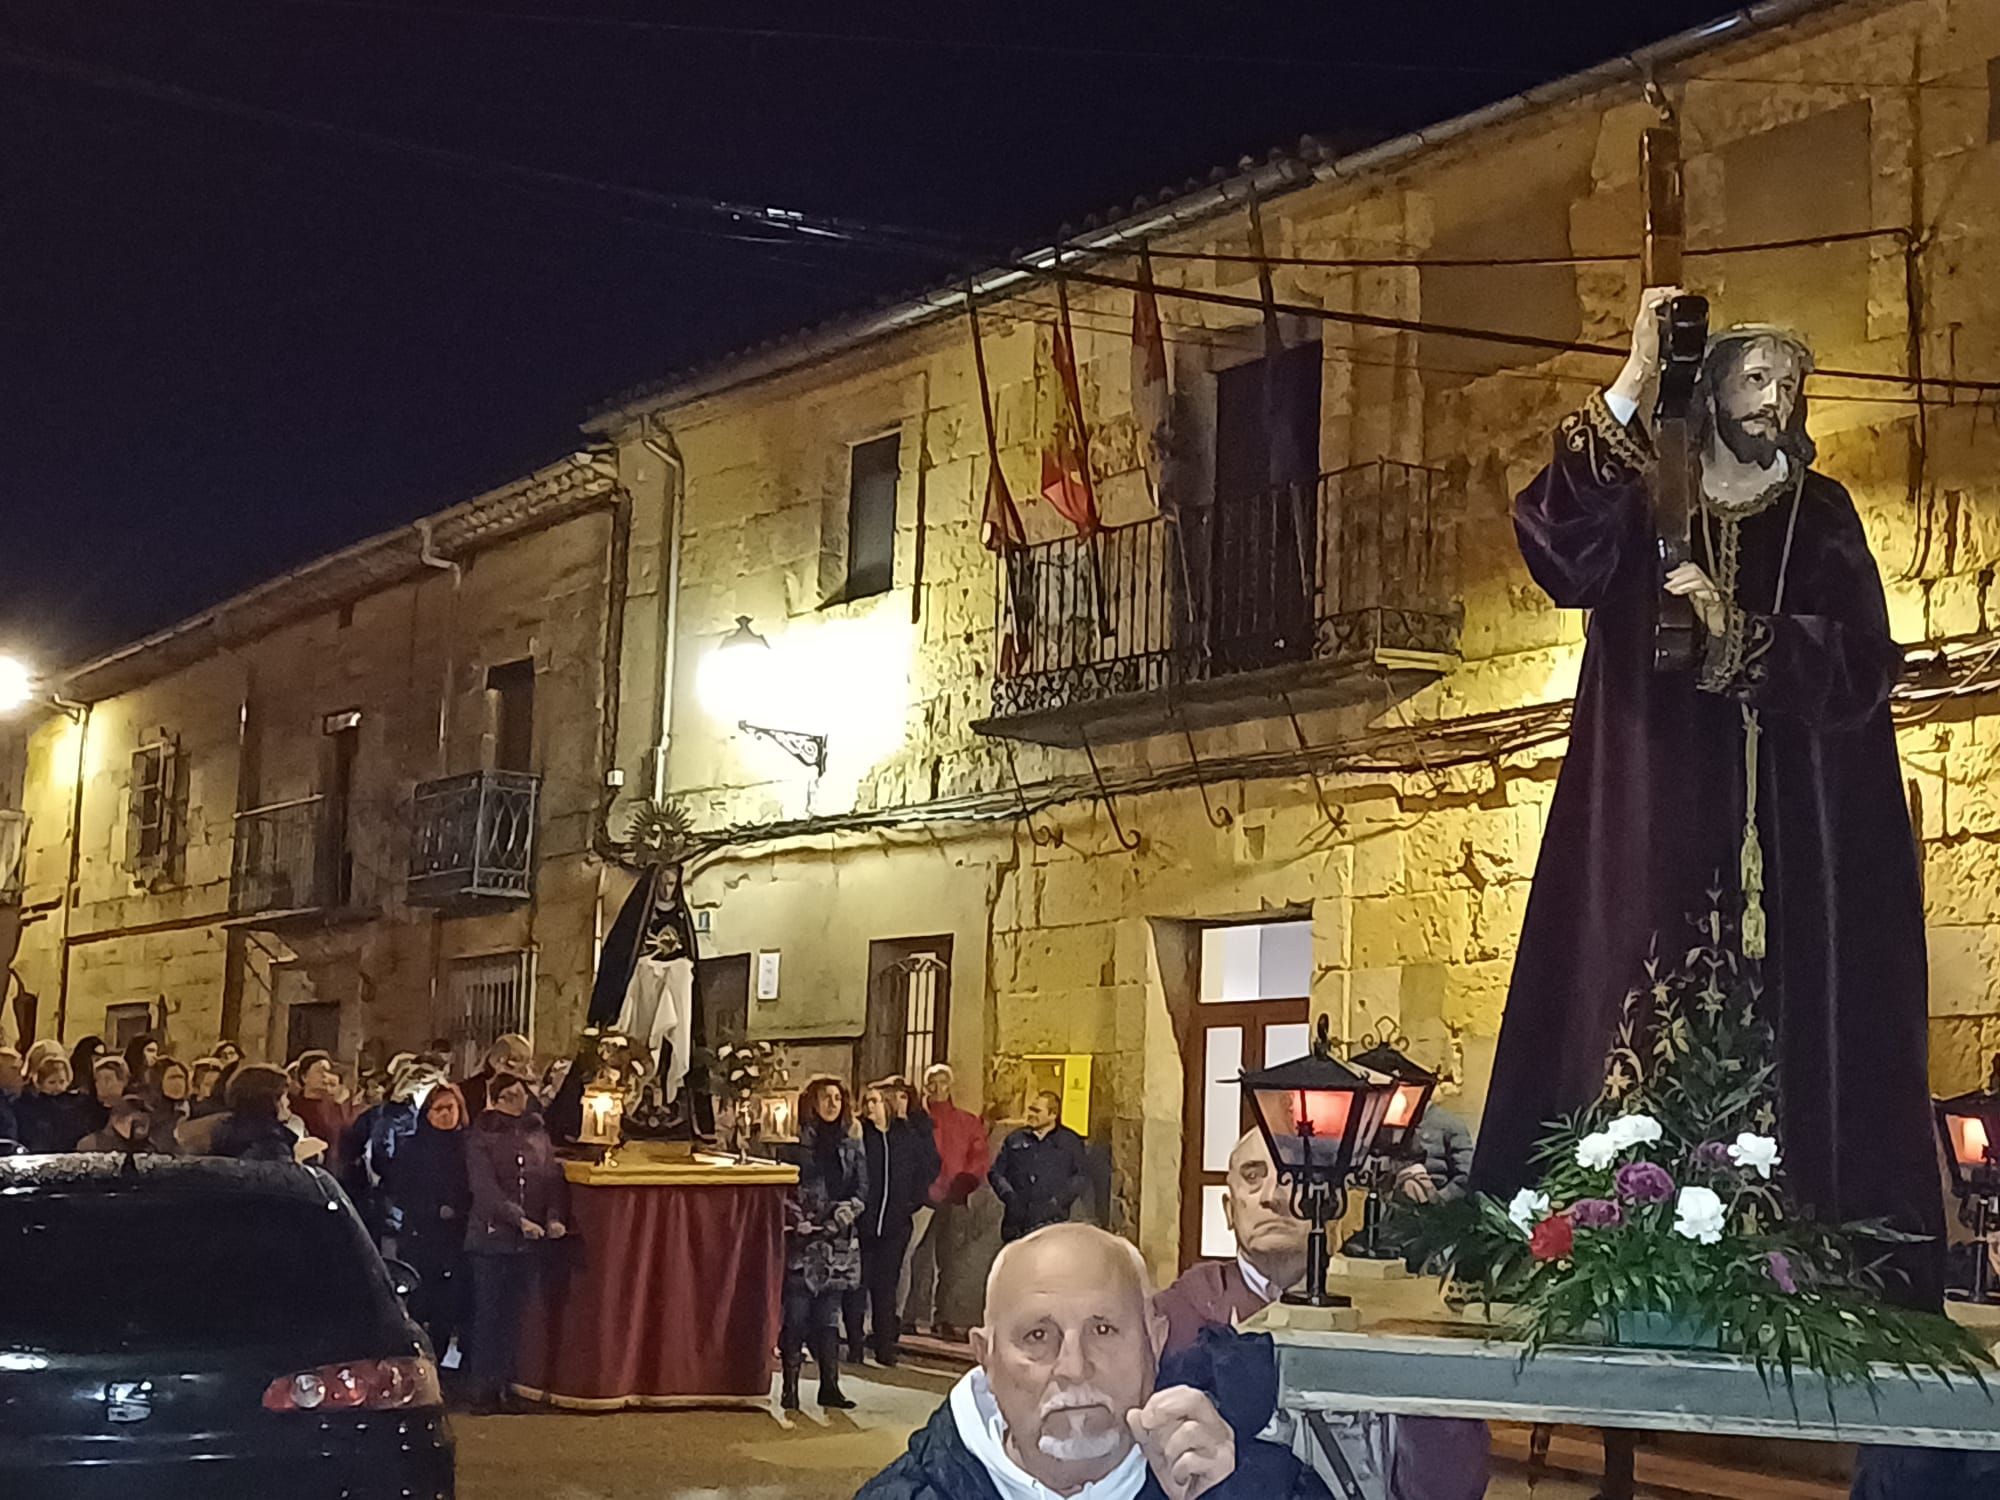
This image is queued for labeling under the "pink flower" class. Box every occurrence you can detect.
[1614,1161,1676,1203]
[1766,1250,1799,1295]
[1568,1197,1624,1229]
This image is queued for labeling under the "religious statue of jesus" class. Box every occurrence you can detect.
[1470,286,1943,1308]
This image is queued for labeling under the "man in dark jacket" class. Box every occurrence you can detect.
[857,1223,1328,1500]
[990,1090,1088,1243]
[848,1078,942,1364]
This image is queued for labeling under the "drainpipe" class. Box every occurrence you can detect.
[590,482,635,861]
[417,520,462,777]
[53,702,91,1039]
[637,418,686,804]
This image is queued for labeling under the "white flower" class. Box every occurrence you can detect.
[1726,1132,1782,1180]
[1507,1188,1551,1235]
[1574,1132,1619,1170]
[1673,1185,1727,1245]
[1604,1113,1664,1151]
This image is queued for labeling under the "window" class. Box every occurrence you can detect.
[104,1001,154,1049]
[1719,103,1871,342]
[449,950,535,1078]
[1181,919,1313,1265]
[487,659,536,774]
[844,433,900,600]
[124,735,183,882]
[862,936,951,1087]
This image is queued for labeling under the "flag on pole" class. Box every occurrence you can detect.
[1040,279,1101,537]
[969,295,1025,554]
[1130,247,1174,515]
[967,291,1034,672]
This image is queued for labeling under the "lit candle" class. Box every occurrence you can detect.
[581,1084,622,1146]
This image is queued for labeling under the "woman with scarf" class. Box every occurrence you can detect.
[387,1082,473,1361]
[777,1075,867,1412]
[465,1072,567,1412]
[143,1058,194,1148]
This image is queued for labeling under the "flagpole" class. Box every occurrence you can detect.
[969,287,1027,672]
[1135,246,1197,627]
[1056,275,1114,639]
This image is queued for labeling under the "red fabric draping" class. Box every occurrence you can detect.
[515,1180,786,1406]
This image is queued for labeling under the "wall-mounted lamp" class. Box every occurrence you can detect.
[703,617,828,776]
[0,656,84,722]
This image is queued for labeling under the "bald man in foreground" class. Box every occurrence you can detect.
[858,1223,1330,1500]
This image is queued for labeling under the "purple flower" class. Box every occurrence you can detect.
[1614,1161,1676,1203]
[1766,1250,1799,1295]
[1693,1141,1733,1169]
[1568,1197,1624,1229]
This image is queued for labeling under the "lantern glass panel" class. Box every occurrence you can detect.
[1385,1081,1427,1131]
[1949,1112,1991,1170]
[1252,1084,1356,1173]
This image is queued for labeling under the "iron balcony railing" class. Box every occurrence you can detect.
[230,795,339,917]
[990,459,1460,722]
[407,770,539,904]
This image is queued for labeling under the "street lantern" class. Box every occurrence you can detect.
[699,616,828,776]
[1936,1085,2000,1302]
[1349,1037,1438,1159]
[0,656,32,714]
[1240,1014,1396,1307]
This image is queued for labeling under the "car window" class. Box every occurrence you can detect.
[0,1191,388,1353]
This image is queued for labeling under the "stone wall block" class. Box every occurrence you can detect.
[1928,923,2000,1016]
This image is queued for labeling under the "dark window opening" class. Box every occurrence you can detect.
[1210,341,1321,670]
[844,433,900,600]
[322,721,359,906]
[862,935,952,1088]
[124,736,183,880]
[487,659,536,774]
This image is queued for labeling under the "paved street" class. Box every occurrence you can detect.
[453,1371,1616,1500]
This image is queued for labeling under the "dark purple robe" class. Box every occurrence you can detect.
[1470,399,1942,1308]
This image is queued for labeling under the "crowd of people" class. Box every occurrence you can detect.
[0,1030,566,1413]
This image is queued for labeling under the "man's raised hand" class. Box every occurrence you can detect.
[1128,1386,1236,1500]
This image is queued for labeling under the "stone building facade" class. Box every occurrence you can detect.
[1,453,626,1073]
[585,0,2000,1278]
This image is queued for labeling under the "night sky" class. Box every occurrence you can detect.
[1,0,1740,666]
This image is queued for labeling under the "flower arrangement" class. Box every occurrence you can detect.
[707,1039,785,1105]
[1411,906,1988,1395]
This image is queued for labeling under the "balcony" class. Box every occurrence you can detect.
[229,796,343,919]
[974,460,1462,747]
[407,770,539,906]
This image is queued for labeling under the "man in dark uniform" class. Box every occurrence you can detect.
[990,1090,1089,1243]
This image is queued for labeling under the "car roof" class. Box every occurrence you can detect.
[0,1153,345,1207]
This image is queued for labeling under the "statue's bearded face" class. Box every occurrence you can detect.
[1712,338,1807,467]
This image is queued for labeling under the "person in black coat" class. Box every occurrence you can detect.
[989,1090,1089,1242]
[856,1224,1328,1500]
[844,1078,941,1365]
[386,1082,472,1360]
[214,1064,305,1164]
[16,1055,94,1154]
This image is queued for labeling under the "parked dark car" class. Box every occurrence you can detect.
[0,1154,453,1499]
